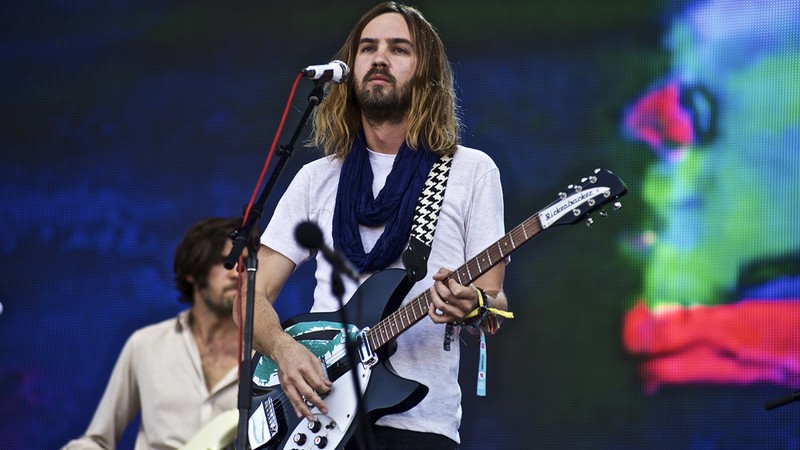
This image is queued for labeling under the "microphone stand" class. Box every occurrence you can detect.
[224,80,326,450]
[328,266,377,450]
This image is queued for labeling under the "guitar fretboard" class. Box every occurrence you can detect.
[365,213,545,351]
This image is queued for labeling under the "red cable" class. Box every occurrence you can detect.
[236,72,304,374]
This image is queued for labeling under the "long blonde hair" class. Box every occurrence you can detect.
[309,2,461,159]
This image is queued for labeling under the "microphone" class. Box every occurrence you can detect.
[301,60,350,84]
[765,390,800,411]
[295,221,360,281]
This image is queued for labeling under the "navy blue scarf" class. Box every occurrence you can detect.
[333,131,438,273]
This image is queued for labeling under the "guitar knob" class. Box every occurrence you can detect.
[293,433,307,445]
[314,435,328,448]
[307,418,322,433]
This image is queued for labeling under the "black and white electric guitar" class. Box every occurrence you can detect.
[246,168,627,450]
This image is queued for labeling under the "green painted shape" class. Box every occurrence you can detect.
[252,320,360,386]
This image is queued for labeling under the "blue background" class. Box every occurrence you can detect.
[2,1,799,449]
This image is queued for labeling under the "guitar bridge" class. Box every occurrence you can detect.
[356,328,378,368]
[247,397,279,449]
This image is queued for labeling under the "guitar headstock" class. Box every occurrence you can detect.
[538,168,628,229]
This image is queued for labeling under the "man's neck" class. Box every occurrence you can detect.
[189,306,237,344]
[362,117,408,155]
[189,305,239,391]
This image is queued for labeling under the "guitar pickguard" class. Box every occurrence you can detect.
[250,321,371,450]
[249,335,370,450]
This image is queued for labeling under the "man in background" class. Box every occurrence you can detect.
[64,217,242,449]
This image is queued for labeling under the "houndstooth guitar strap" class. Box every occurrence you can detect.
[401,153,453,283]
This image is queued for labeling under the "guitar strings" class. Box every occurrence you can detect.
[260,215,542,423]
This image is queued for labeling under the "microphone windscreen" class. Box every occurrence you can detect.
[295,221,324,250]
[332,60,350,82]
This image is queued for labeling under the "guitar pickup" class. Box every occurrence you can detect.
[356,328,378,368]
[248,397,279,449]
[320,356,330,384]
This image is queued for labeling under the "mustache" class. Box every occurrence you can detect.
[363,68,396,84]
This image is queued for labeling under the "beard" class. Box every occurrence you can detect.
[198,286,235,317]
[355,69,412,124]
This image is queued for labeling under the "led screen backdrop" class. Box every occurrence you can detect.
[2,0,799,449]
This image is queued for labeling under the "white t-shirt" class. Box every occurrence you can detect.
[262,145,505,443]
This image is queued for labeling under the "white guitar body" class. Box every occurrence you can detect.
[180,408,239,450]
[249,348,371,449]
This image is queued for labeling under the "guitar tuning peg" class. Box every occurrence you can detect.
[599,209,608,217]
[586,217,594,227]
[589,176,597,184]
[613,201,622,210]
[559,192,567,200]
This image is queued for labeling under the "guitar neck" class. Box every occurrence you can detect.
[363,168,628,352]
[366,214,544,351]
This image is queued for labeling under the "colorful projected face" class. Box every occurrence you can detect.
[622,0,800,392]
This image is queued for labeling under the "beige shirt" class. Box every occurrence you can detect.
[63,311,238,450]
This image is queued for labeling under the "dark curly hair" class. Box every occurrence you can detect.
[173,217,241,304]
